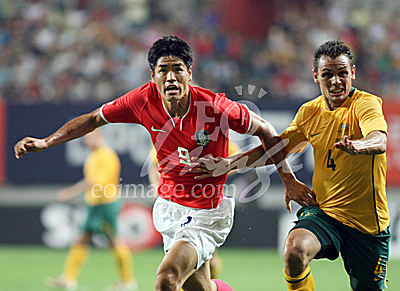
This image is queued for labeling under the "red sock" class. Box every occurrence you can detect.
[212,279,234,291]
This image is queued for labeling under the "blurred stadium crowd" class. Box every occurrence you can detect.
[1,0,400,106]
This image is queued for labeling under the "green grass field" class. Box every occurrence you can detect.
[0,246,399,291]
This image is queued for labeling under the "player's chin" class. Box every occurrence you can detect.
[164,91,182,100]
[329,96,346,106]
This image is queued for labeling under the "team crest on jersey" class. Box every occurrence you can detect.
[335,123,352,142]
[300,211,315,218]
[195,130,210,146]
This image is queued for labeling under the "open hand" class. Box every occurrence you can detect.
[284,178,318,213]
[335,135,359,156]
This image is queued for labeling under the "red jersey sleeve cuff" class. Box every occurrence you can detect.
[244,104,253,134]
[99,104,110,124]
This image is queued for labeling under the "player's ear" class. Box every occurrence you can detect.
[312,69,319,83]
[151,70,155,83]
[188,66,193,82]
[351,65,356,80]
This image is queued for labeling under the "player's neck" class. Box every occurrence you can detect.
[163,94,190,118]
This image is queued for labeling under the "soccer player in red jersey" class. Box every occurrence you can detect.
[14,36,314,291]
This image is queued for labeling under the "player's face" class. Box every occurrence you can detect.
[151,55,192,103]
[312,54,356,111]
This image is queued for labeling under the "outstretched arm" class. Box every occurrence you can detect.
[57,179,92,202]
[250,112,316,212]
[14,108,106,159]
[335,130,387,155]
[191,144,269,178]
[191,111,317,212]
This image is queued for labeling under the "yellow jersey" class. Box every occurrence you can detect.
[83,146,121,206]
[281,88,389,235]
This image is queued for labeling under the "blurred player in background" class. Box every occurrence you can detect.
[15,36,313,291]
[192,40,391,291]
[45,129,137,291]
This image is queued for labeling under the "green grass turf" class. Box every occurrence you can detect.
[0,246,399,290]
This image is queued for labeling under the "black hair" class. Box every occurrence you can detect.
[148,36,193,72]
[313,40,353,71]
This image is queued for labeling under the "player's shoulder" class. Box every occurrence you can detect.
[352,88,382,103]
[298,95,324,113]
[127,81,158,101]
[190,85,233,114]
[105,81,157,108]
[190,84,223,101]
[292,96,324,125]
[351,88,383,111]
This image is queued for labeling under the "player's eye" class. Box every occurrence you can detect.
[322,73,332,79]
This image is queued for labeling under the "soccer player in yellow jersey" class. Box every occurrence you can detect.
[45,129,137,291]
[279,40,390,291]
[191,40,390,291]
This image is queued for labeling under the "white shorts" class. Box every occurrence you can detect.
[153,196,235,269]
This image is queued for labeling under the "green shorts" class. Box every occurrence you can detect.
[291,206,390,290]
[82,201,120,240]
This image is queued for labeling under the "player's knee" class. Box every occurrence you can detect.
[283,236,309,269]
[155,267,180,291]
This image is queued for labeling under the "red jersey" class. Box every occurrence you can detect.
[100,81,251,208]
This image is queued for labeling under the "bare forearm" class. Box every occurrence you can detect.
[58,179,92,201]
[250,112,287,165]
[229,112,288,170]
[68,179,92,195]
[335,131,387,156]
[227,145,273,170]
[353,135,386,154]
[45,109,105,148]
[251,116,297,185]
[276,158,296,183]
[14,108,106,159]
[191,112,292,178]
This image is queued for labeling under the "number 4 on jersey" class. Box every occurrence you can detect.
[327,149,336,171]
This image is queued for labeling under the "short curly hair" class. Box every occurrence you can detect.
[313,40,353,71]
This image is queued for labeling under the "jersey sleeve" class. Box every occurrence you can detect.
[280,109,309,154]
[215,94,252,134]
[100,84,150,124]
[356,95,387,136]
